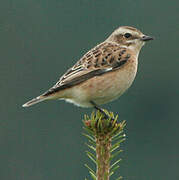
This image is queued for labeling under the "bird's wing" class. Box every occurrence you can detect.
[43,42,131,96]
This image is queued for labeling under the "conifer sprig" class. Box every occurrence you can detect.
[83,110,126,180]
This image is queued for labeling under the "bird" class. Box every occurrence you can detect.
[22,26,153,117]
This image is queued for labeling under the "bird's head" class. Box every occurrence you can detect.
[107,26,153,52]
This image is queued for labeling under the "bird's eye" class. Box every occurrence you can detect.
[124,33,132,38]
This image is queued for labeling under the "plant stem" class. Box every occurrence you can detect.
[96,135,111,180]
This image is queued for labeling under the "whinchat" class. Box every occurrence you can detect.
[23,26,153,114]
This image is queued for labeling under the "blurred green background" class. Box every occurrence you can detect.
[0,0,178,179]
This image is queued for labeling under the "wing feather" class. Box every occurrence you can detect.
[43,42,131,96]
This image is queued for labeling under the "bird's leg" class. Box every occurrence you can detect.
[90,101,110,120]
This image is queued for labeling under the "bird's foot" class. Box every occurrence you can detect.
[90,101,114,121]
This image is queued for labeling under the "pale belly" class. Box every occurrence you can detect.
[63,60,138,107]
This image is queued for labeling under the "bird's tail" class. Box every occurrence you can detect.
[22,95,48,107]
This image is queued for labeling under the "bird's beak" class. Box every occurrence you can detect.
[141,35,154,42]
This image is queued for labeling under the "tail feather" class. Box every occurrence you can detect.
[22,96,47,107]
